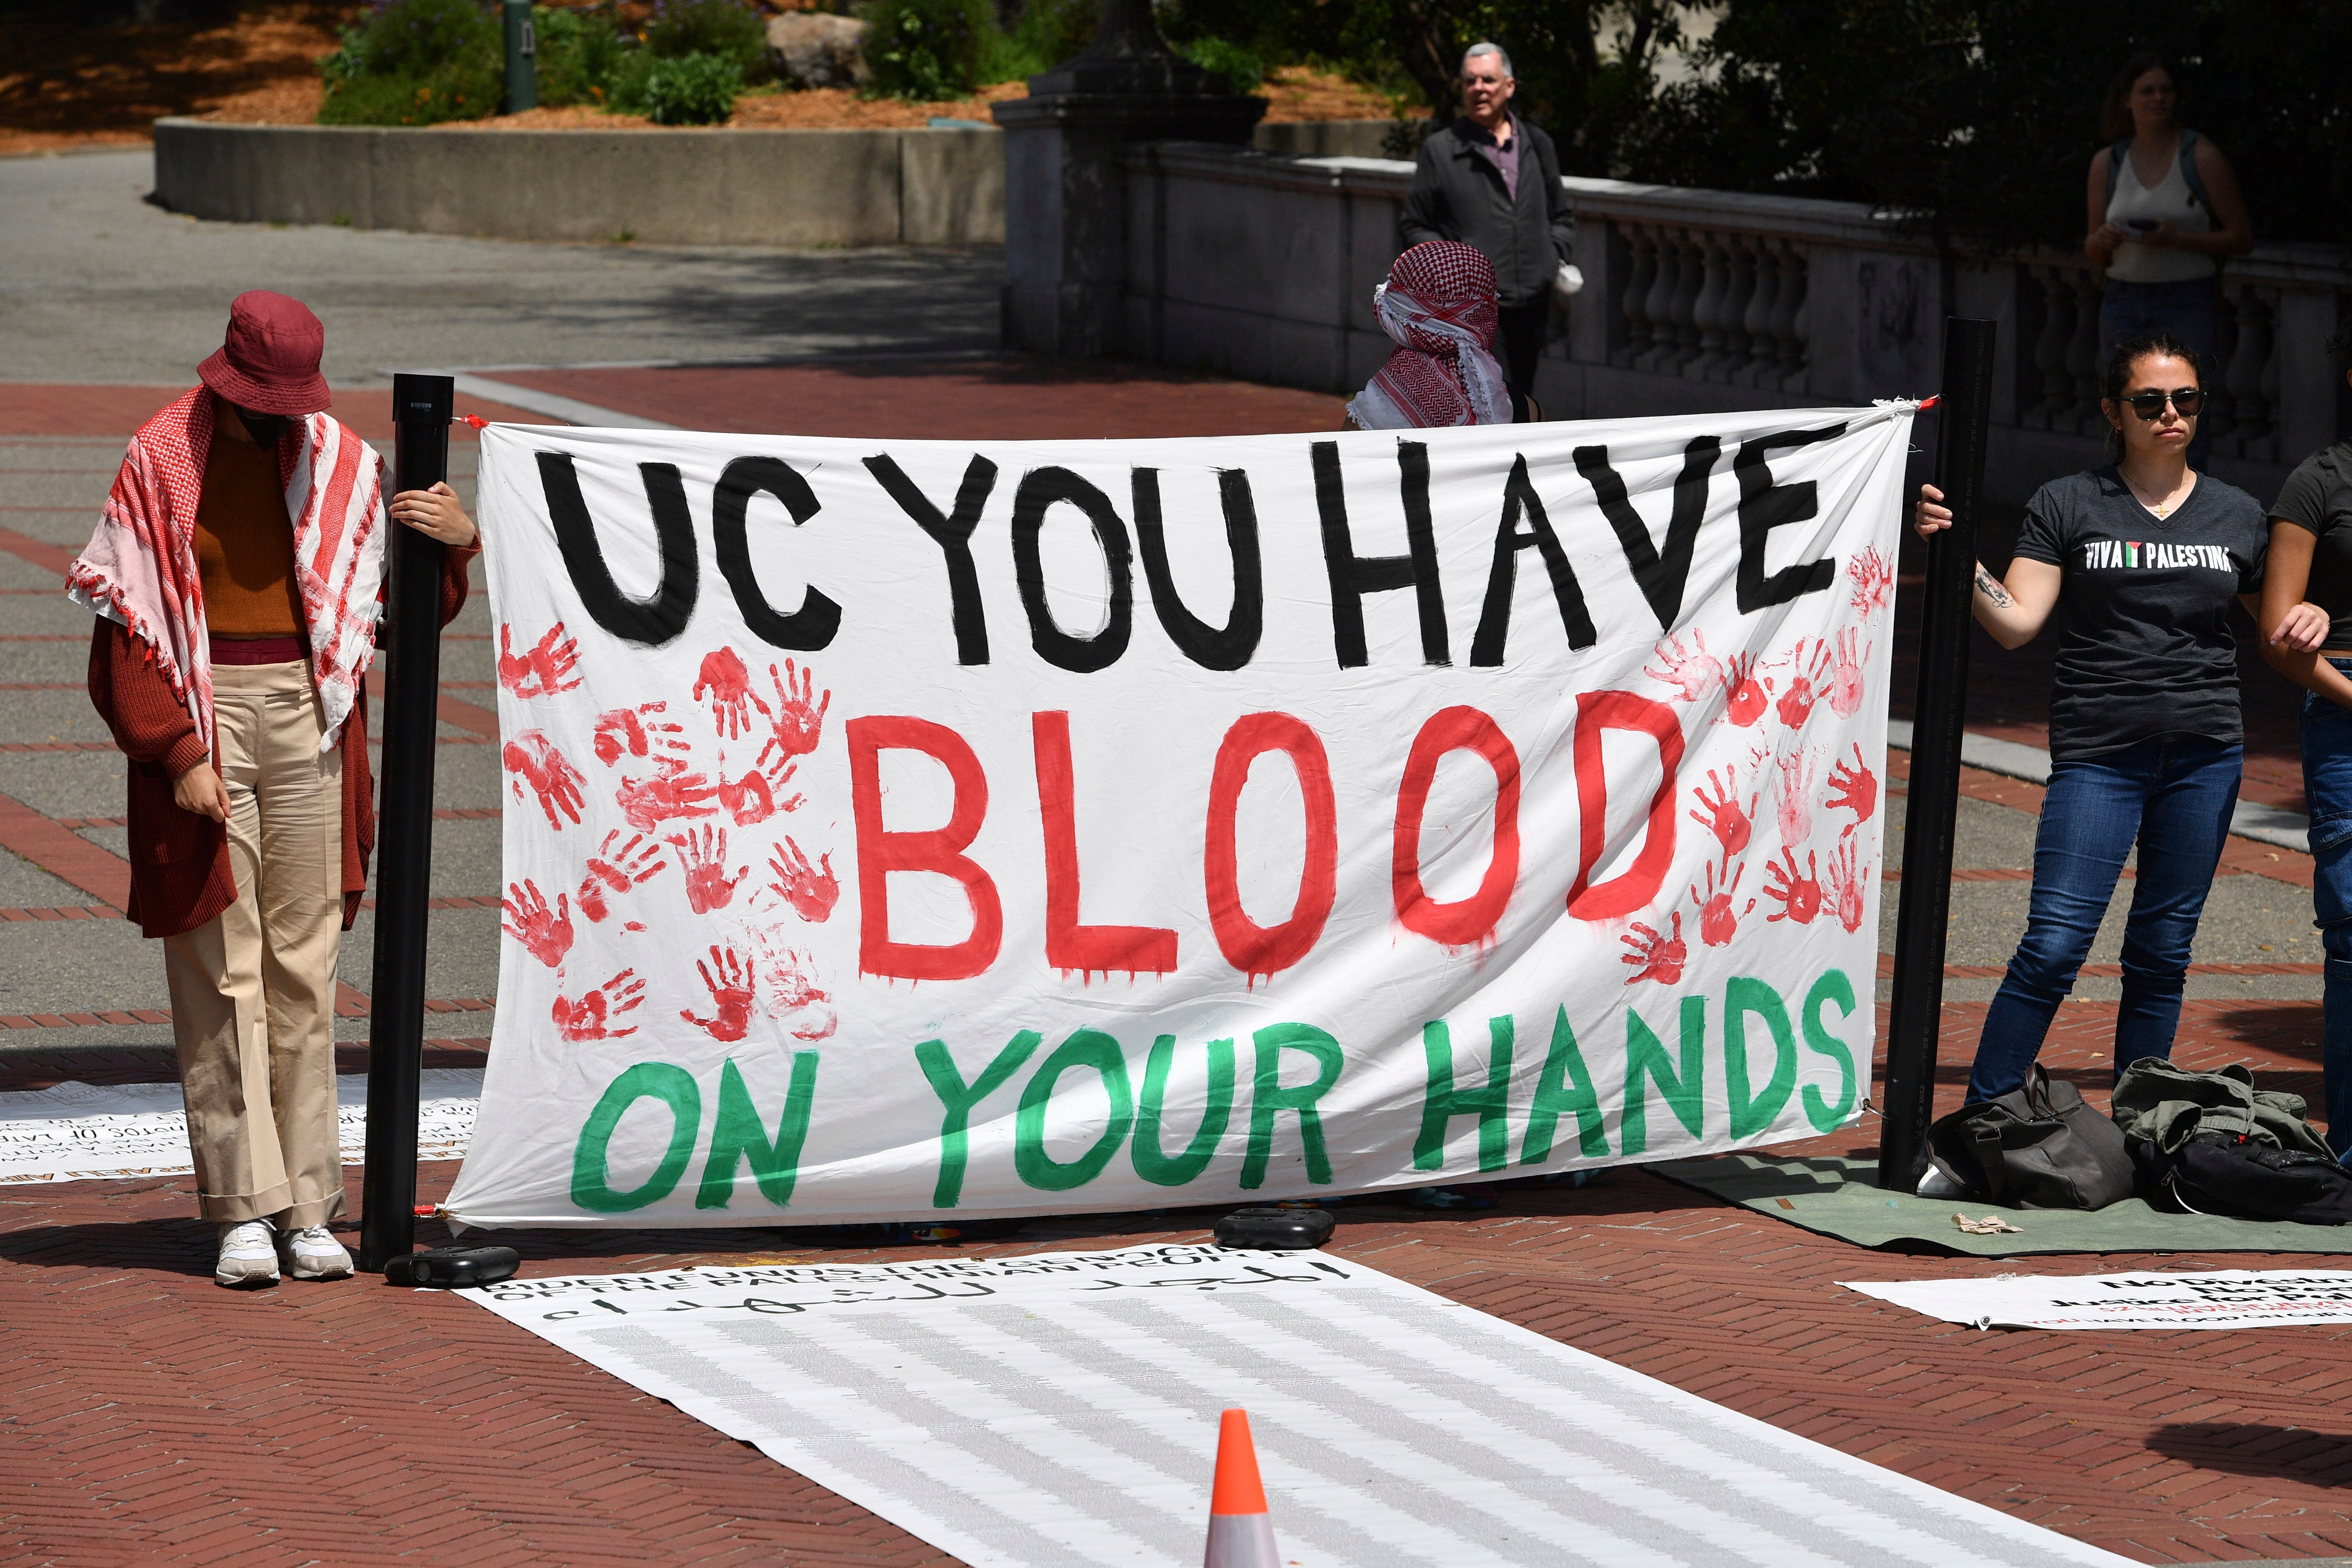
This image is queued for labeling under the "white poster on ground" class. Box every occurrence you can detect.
[0,1069,481,1183]
[461,1243,2130,1568]
[1845,1269,2352,1330]
[449,407,1913,1229]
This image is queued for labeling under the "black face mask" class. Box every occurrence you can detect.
[232,404,294,449]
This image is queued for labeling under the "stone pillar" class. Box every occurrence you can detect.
[991,0,1262,357]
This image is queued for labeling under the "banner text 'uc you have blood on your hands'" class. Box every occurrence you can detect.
[443,407,1915,1230]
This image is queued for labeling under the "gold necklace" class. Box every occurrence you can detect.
[2123,470,2186,519]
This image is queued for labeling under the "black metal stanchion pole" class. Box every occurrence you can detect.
[360,373,454,1271]
[1877,318,1996,1192]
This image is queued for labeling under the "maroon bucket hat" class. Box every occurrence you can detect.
[197,291,332,416]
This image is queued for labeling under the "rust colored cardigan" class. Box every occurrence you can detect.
[88,543,479,939]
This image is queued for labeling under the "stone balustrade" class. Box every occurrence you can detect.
[1116,141,2349,504]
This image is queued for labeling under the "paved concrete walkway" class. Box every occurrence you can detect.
[0,150,1002,387]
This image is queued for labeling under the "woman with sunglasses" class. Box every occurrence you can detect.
[1913,334,2326,1105]
[2255,319,2352,1160]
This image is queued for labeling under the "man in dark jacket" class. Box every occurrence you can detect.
[1398,42,1575,406]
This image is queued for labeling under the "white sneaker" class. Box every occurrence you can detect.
[215,1220,280,1288]
[277,1224,354,1281]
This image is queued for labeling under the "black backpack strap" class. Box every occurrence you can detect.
[2177,127,2212,211]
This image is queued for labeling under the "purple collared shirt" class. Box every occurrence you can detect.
[1460,114,1521,202]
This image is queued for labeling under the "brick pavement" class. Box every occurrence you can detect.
[1,363,2347,1564]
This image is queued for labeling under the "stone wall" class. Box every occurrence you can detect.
[1118,141,2352,505]
[148,118,1396,249]
[150,119,1003,247]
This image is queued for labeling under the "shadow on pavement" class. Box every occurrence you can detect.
[2145,1422,2352,1485]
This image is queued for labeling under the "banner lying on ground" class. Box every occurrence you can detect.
[0,1071,479,1184]
[446,405,1914,1229]
[462,1245,2131,1568]
[1846,1270,2352,1331]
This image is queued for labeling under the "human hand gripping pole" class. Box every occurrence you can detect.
[361,374,455,1272]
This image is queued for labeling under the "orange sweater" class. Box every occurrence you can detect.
[190,420,304,636]
[88,542,477,939]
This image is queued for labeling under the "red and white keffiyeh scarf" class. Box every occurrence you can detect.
[1348,241,1514,430]
[67,388,389,752]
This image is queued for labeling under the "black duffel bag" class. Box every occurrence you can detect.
[2144,1135,2352,1225]
[2112,1059,2352,1225]
[1926,1063,2135,1211]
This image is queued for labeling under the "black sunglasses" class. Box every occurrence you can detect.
[2123,387,2203,419]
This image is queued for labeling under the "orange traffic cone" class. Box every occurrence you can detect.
[1204,1408,1279,1568]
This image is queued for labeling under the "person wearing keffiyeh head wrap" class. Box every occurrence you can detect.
[68,291,480,1291]
[1345,241,1532,431]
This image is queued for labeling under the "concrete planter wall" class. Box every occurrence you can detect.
[149,117,1394,248]
[150,118,1007,246]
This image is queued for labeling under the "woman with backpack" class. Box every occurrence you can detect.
[2256,318,2352,1162]
[2083,55,2252,468]
[1913,335,2325,1105]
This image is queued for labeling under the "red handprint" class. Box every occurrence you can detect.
[760,943,829,1016]
[1620,911,1687,984]
[681,944,756,1042]
[1761,848,1823,924]
[1776,639,1834,729]
[576,829,665,922]
[1689,768,1758,858]
[502,731,586,831]
[768,837,840,922]
[1689,857,1754,947]
[668,824,747,914]
[1643,630,1725,705]
[592,701,692,769]
[551,969,644,1042]
[1847,545,1894,622]
[718,753,803,827]
[1825,743,1879,835]
[1829,627,1870,718]
[758,659,831,769]
[614,768,718,834]
[793,1011,840,1043]
[1776,748,1817,847]
[496,622,581,698]
[1725,653,1768,727]
[1826,841,1870,934]
[500,879,573,968]
[694,647,768,741]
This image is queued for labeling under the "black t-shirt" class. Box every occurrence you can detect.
[2011,467,2267,761]
[2271,442,2352,648]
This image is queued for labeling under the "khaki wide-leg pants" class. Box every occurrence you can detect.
[162,659,345,1227]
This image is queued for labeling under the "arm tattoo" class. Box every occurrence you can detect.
[1974,565,2014,609]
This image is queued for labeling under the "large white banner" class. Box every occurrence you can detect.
[446,406,1914,1229]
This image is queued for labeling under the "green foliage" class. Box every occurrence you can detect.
[861,0,993,101]
[316,0,502,126]
[611,50,743,123]
[644,0,769,81]
[1179,35,1263,93]
[532,5,628,108]
[1008,0,1098,70]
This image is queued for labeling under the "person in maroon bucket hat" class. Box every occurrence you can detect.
[66,291,480,1289]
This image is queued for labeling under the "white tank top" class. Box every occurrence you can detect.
[2105,140,2216,283]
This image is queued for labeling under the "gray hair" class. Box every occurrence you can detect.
[1463,41,1513,78]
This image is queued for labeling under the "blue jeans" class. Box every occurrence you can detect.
[1966,735,2242,1103]
[2302,665,2352,1158]
[2098,277,2220,470]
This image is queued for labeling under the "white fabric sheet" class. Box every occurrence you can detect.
[1844,1268,2352,1330]
[0,1069,480,1184]
[463,1243,2130,1568]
